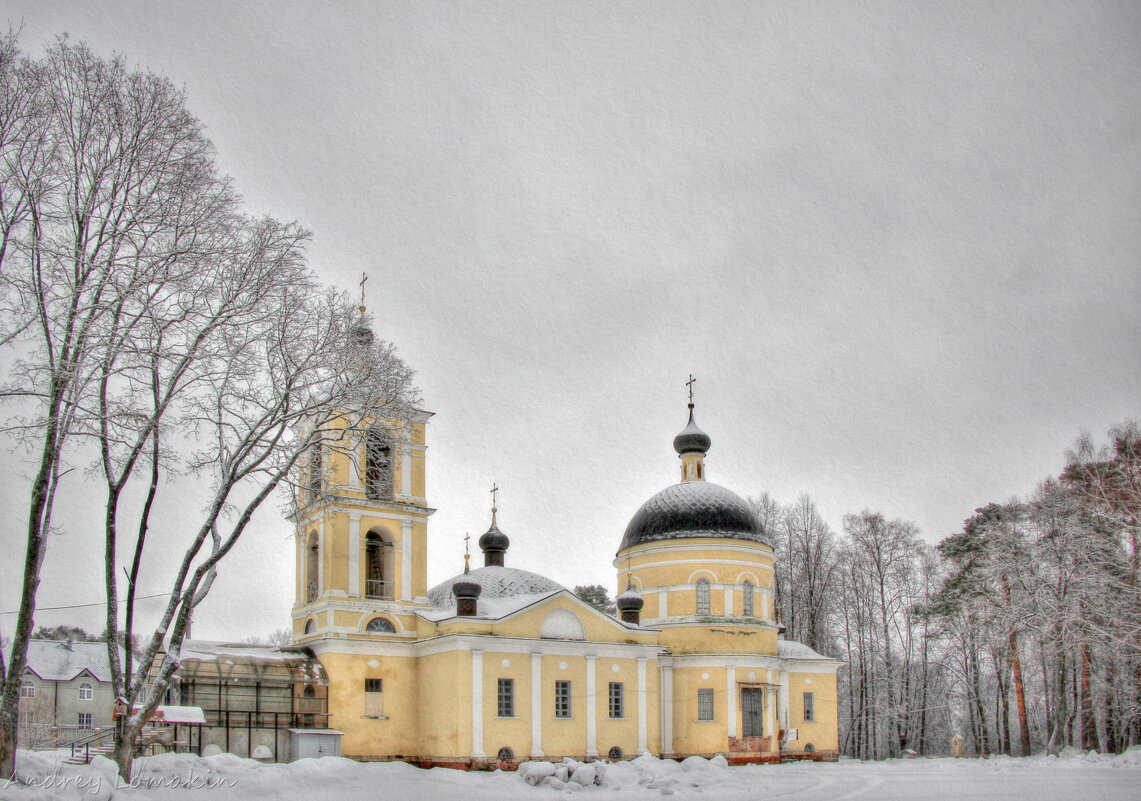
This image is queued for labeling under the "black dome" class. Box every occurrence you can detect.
[672,408,711,455]
[618,482,770,552]
[478,521,510,554]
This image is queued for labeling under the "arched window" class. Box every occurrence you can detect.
[308,444,323,499]
[365,617,395,633]
[303,619,316,635]
[696,578,711,616]
[608,746,623,760]
[20,682,35,698]
[804,743,816,753]
[365,531,393,599]
[743,580,754,617]
[497,746,515,762]
[306,532,319,602]
[364,430,393,501]
[78,682,93,701]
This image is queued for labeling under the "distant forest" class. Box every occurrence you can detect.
[757,422,1139,757]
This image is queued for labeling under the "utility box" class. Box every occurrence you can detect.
[288,728,344,761]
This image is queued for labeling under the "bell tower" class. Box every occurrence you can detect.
[290,291,434,643]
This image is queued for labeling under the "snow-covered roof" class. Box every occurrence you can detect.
[144,705,206,724]
[427,565,565,608]
[419,589,563,622]
[20,639,122,683]
[778,640,832,660]
[181,640,301,662]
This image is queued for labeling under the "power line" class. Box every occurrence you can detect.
[0,592,172,615]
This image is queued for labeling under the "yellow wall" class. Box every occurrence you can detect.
[320,652,421,758]
[785,672,839,754]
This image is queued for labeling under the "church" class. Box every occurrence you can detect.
[289,390,839,767]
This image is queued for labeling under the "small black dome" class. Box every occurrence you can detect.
[349,322,375,347]
[618,481,770,552]
[673,407,711,455]
[452,579,482,599]
[478,520,510,554]
[616,585,644,611]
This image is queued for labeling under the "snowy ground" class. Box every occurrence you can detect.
[1,747,1138,801]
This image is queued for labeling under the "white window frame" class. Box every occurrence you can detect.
[77,712,93,729]
[697,688,715,720]
[78,682,93,701]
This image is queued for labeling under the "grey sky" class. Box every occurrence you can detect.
[2,2,1138,641]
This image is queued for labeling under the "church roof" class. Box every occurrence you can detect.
[618,481,770,552]
[777,640,833,660]
[427,565,565,608]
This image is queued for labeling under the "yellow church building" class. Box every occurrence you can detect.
[289,394,839,767]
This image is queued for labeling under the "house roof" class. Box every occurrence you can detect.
[20,639,121,683]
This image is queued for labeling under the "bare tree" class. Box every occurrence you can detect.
[0,35,240,778]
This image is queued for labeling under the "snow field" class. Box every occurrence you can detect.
[1,747,1139,801]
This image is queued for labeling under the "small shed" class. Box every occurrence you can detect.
[288,728,344,761]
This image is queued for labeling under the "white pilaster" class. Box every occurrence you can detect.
[317,516,325,596]
[585,655,598,757]
[636,657,649,755]
[779,669,789,732]
[661,665,674,755]
[658,588,668,619]
[400,520,413,601]
[401,447,412,497]
[531,653,544,757]
[723,585,734,616]
[471,650,485,758]
[726,666,737,738]
[768,669,778,742]
[347,510,362,597]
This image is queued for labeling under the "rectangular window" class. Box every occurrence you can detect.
[77,712,92,729]
[697,688,714,720]
[803,691,815,722]
[364,678,384,717]
[554,680,571,718]
[608,682,624,719]
[19,683,35,698]
[497,678,515,717]
[742,688,763,737]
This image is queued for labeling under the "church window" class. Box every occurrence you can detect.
[608,746,623,760]
[804,743,816,753]
[78,683,93,701]
[742,688,764,737]
[366,617,395,633]
[497,747,515,761]
[497,679,515,717]
[608,682,624,718]
[364,678,384,717]
[803,692,815,722]
[77,712,92,729]
[695,578,711,616]
[19,682,35,698]
[365,430,393,501]
[304,619,315,635]
[697,688,714,720]
[365,532,393,599]
[306,532,319,602]
[743,580,754,617]
[554,680,571,718]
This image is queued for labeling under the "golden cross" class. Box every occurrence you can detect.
[686,374,696,403]
[359,272,368,313]
[464,531,471,556]
[490,483,499,509]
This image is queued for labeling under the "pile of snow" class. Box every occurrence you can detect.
[518,754,730,794]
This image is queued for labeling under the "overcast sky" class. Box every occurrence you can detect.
[2,2,1138,642]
